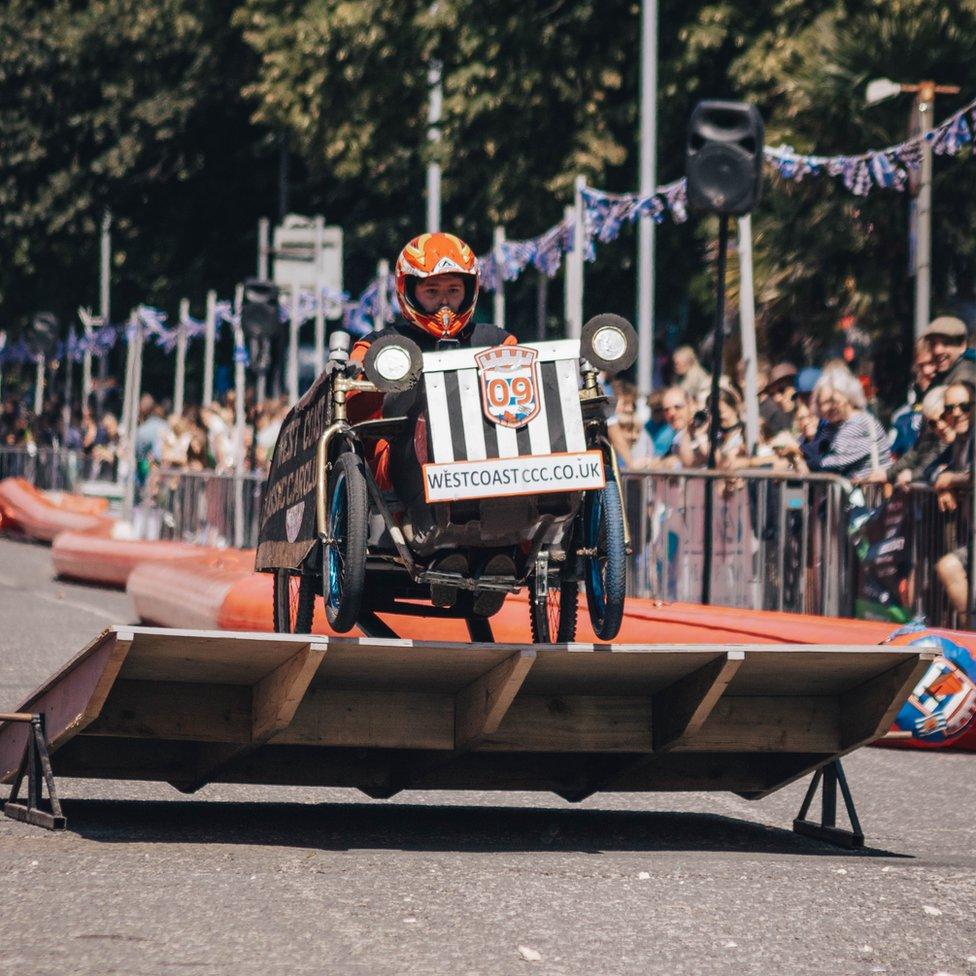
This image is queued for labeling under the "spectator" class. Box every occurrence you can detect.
[914,386,955,484]
[889,338,938,458]
[933,381,975,617]
[887,319,975,485]
[677,381,747,469]
[800,368,891,480]
[135,394,168,466]
[796,366,821,410]
[672,346,712,406]
[606,379,641,466]
[88,412,122,481]
[759,362,798,437]
[927,316,975,387]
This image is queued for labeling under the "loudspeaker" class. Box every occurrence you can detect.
[240,279,280,339]
[686,101,764,215]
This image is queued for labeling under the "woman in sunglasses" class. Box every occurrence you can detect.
[931,382,974,513]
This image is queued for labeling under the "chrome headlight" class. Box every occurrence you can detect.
[580,314,638,373]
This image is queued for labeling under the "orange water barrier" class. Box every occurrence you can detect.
[52,531,203,588]
[0,478,113,542]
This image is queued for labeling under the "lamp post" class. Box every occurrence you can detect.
[866,78,961,339]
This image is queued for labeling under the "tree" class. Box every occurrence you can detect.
[0,0,276,345]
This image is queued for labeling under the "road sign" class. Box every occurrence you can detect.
[272,215,343,319]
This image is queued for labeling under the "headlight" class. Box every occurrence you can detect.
[362,333,423,393]
[581,314,638,372]
[374,344,413,383]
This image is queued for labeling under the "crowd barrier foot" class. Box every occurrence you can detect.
[792,760,864,850]
[0,712,65,831]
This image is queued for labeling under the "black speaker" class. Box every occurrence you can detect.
[241,279,280,339]
[686,101,764,215]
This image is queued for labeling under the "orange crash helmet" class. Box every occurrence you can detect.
[395,232,480,339]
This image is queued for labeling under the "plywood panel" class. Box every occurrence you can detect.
[481,695,653,753]
[672,696,840,753]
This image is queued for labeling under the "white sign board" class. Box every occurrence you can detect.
[422,451,605,503]
[273,214,344,319]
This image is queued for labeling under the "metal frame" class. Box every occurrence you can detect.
[1,712,65,831]
[792,760,863,849]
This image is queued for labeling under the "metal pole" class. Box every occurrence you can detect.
[536,271,548,341]
[233,284,246,547]
[701,214,731,607]
[97,211,111,416]
[120,313,135,433]
[81,315,93,414]
[288,284,300,405]
[33,357,44,417]
[737,215,760,453]
[376,259,390,330]
[203,290,216,406]
[174,298,188,417]
[258,217,270,280]
[426,44,443,233]
[123,317,143,521]
[914,87,933,340]
[564,179,586,340]
[637,0,658,394]
[493,226,506,329]
[314,215,326,377]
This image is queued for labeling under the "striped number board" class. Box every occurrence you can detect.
[421,339,606,503]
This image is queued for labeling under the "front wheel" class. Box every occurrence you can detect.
[582,479,626,640]
[324,452,369,632]
[273,569,315,634]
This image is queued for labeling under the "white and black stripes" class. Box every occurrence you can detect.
[423,341,586,464]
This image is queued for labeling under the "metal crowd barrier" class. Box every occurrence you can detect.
[0,447,84,491]
[860,482,974,631]
[147,468,265,549]
[621,469,856,618]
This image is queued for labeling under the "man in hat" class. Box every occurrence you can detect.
[886,316,974,485]
[759,362,798,437]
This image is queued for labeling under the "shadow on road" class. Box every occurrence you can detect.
[47,799,908,858]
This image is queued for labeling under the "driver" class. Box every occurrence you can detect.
[348,232,518,614]
[348,232,517,490]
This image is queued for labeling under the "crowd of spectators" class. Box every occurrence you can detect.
[0,389,291,482]
[0,314,972,618]
[605,315,975,616]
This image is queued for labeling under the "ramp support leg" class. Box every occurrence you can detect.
[2,713,66,831]
[792,760,863,849]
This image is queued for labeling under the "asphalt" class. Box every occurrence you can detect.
[0,536,973,976]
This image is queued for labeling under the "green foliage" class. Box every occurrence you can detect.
[0,0,275,335]
[3,0,976,401]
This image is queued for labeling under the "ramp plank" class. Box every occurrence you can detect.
[4,627,935,800]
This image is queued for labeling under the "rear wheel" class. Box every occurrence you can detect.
[324,451,369,632]
[529,557,579,644]
[582,479,626,640]
[273,570,315,634]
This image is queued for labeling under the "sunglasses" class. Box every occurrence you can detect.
[944,401,973,415]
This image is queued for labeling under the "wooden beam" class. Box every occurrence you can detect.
[455,649,535,751]
[252,642,328,742]
[653,650,744,751]
[840,651,935,750]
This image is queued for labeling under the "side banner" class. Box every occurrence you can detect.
[255,371,331,571]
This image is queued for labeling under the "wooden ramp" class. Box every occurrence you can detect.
[0,627,933,810]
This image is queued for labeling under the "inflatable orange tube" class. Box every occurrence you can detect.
[52,531,203,588]
[0,478,113,541]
